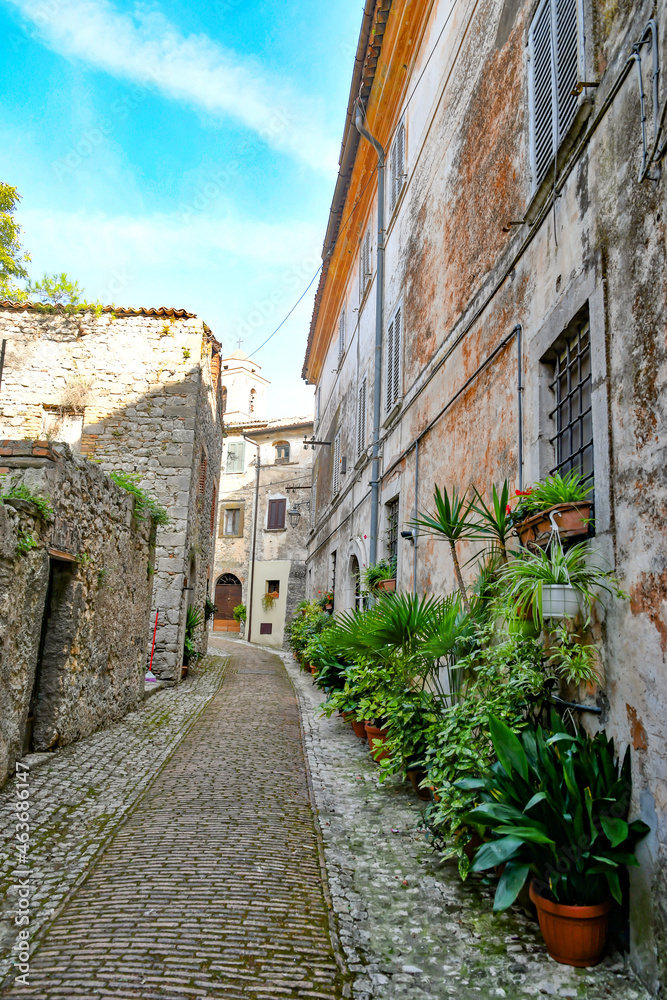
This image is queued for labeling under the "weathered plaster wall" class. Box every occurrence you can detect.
[306,0,667,989]
[0,442,153,788]
[0,307,223,679]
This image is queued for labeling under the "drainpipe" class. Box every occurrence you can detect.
[514,325,523,491]
[354,101,385,566]
[413,437,419,594]
[244,436,261,644]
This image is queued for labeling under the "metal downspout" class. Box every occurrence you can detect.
[515,325,523,491]
[354,101,385,566]
[413,438,419,595]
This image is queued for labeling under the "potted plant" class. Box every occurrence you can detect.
[362,557,397,594]
[466,716,649,967]
[262,589,279,612]
[500,539,625,626]
[183,604,204,671]
[204,595,218,622]
[232,603,246,632]
[511,472,594,548]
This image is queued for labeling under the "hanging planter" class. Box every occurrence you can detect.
[541,584,581,620]
[516,502,592,547]
[529,883,611,967]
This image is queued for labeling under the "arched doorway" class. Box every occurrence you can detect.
[214,573,242,632]
[349,554,363,611]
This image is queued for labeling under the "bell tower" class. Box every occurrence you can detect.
[219,350,270,422]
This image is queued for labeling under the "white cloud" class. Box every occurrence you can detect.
[7,0,340,174]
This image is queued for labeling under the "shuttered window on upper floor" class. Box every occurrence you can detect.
[357,376,367,457]
[338,310,345,366]
[226,440,245,473]
[332,430,341,495]
[389,119,406,212]
[529,0,580,191]
[360,229,372,300]
[386,302,402,413]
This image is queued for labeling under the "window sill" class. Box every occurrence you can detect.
[265,527,287,532]
[383,398,403,429]
[525,98,594,226]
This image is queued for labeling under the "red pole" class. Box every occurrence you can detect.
[149,610,158,671]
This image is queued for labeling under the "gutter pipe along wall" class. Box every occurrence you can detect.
[354,100,385,566]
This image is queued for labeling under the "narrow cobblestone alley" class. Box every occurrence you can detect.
[1,646,343,1000]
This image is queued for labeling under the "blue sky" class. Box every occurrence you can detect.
[0,0,361,412]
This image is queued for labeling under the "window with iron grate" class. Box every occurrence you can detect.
[386,497,399,570]
[548,316,593,481]
[528,0,581,191]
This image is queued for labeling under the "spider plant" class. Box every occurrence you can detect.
[500,540,625,627]
[409,486,481,612]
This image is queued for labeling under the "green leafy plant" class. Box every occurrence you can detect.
[204,596,217,621]
[467,716,650,911]
[470,480,514,562]
[1,481,53,520]
[110,471,170,526]
[262,589,279,611]
[545,624,601,686]
[0,182,30,300]
[184,604,205,661]
[512,472,594,523]
[16,529,37,556]
[361,558,396,592]
[232,603,247,623]
[26,272,102,315]
[500,540,625,626]
[182,347,191,360]
[409,486,481,611]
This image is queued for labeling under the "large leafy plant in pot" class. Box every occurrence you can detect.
[466,716,649,967]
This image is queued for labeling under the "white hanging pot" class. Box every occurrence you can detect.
[541,584,580,619]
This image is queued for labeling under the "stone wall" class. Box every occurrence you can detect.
[0,442,154,788]
[0,306,223,680]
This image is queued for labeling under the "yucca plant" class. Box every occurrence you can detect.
[471,480,514,563]
[465,716,650,911]
[409,486,481,611]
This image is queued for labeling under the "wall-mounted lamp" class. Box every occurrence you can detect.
[288,501,311,527]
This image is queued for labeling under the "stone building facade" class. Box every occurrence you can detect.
[0,441,154,788]
[0,303,224,680]
[212,350,312,648]
[303,0,667,991]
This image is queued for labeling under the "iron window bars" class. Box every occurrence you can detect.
[549,319,593,481]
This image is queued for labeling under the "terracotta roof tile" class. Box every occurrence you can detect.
[0,301,196,319]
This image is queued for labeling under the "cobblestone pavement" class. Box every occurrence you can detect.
[0,654,229,986]
[2,641,344,999]
[278,647,653,1000]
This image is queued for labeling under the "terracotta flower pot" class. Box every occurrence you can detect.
[376,578,396,592]
[309,663,318,675]
[406,767,431,800]
[462,831,483,862]
[365,721,391,762]
[351,718,367,739]
[529,882,611,967]
[341,710,355,723]
[516,502,592,548]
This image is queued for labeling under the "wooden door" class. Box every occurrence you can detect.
[214,574,242,631]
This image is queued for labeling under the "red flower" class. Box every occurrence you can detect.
[506,504,511,514]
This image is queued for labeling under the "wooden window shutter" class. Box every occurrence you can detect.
[357,377,367,457]
[267,498,286,529]
[332,431,341,495]
[386,304,402,413]
[555,0,579,142]
[530,0,555,188]
[360,229,371,298]
[390,121,405,210]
